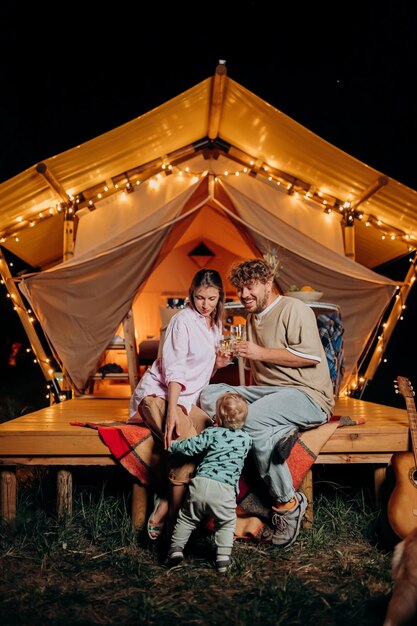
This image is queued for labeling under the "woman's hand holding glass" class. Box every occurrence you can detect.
[216,325,247,364]
[219,336,232,356]
[216,336,233,367]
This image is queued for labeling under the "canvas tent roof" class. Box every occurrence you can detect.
[0,64,416,395]
[0,65,416,270]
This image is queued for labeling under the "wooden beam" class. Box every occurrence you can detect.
[300,470,313,528]
[36,162,72,204]
[0,247,55,382]
[208,62,227,140]
[63,210,75,261]
[0,468,16,523]
[1,144,397,250]
[36,162,75,261]
[341,176,389,262]
[131,482,147,529]
[329,174,389,284]
[122,308,140,392]
[57,468,73,519]
[35,163,76,385]
[350,175,388,211]
[362,255,417,382]
[343,224,356,260]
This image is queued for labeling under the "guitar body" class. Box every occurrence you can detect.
[385,378,417,540]
[388,451,417,539]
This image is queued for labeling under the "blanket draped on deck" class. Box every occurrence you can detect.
[71,415,364,543]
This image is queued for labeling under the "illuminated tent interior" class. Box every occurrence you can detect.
[0,63,416,398]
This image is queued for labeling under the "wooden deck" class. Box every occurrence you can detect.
[0,396,410,526]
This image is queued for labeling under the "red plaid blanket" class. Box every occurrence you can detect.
[71,414,364,543]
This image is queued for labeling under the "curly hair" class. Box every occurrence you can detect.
[228,258,274,288]
[215,393,248,431]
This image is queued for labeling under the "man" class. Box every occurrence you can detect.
[200,258,334,548]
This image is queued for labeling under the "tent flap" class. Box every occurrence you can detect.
[19,174,397,392]
[1,70,413,395]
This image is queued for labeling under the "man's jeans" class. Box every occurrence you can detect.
[200,384,327,503]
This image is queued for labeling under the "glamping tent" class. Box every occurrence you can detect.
[0,63,416,398]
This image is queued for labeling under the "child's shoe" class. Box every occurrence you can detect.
[215,555,232,573]
[166,546,184,567]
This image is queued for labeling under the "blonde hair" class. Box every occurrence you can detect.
[215,393,248,431]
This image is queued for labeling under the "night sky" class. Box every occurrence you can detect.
[0,2,416,415]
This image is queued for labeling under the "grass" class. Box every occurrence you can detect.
[0,466,395,626]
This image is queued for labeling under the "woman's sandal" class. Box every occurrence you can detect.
[147,495,165,541]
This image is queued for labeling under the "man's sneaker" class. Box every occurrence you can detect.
[215,555,232,573]
[166,547,184,567]
[271,492,307,548]
[271,427,299,464]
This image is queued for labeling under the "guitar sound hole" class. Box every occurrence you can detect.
[410,468,417,486]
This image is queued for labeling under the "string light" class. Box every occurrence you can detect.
[1,150,416,251]
[1,152,416,401]
[349,251,417,396]
[0,265,62,403]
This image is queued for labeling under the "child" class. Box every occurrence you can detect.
[166,392,251,573]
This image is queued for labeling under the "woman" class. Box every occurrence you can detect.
[128,269,230,541]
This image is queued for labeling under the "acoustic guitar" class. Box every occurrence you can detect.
[387,376,417,539]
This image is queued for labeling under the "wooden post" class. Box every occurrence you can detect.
[350,176,388,211]
[343,224,355,260]
[131,482,148,529]
[63,206,75,261]
[363,256,416,382]
[122,309,139,392]
[0,468,17,524]
[60,204,75,393]
[57,469,73,519]
[374,466,386,505]
[36,162,71,202]
[35,162,75,393]
[36,162,75,262]
[208,62,227,140]
[0,247,54,382]
[342,175,389,263]
[237,357,245,385]
[300,469,313,528]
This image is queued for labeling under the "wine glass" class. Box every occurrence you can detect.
[219,336,232,357]
[230,324,246,348]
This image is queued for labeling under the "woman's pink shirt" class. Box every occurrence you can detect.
[129,306,222,421]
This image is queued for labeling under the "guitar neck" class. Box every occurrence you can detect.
[405,396,417,466]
